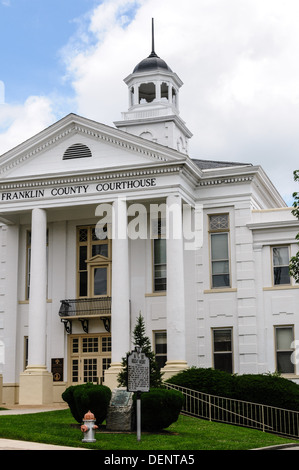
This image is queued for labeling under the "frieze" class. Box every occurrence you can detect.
[0,166,181,191]
[0,177,158,201]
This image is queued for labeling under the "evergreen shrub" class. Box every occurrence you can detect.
[231,373,299,411]
[167,367,299,412]
[135,388,184,431]
[167,367,234,398]
[62,382,112,425]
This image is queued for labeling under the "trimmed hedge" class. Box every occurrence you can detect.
[167,367,299,412]
[135,388,184,431]
[62,382,112,426]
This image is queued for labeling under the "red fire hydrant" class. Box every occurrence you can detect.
[81,410,98,443]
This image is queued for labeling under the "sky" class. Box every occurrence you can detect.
[0,0,299,206]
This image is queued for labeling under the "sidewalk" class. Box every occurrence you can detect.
[0,404,87,450]
[0,438,87,450]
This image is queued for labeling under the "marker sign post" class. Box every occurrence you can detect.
[127,347,150,441]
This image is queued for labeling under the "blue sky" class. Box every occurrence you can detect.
[0,0,299,206]
[0,0,101,103]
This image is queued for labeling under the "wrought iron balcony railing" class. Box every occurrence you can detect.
[59,297,111,334]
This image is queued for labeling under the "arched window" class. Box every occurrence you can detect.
[139,82,156,103]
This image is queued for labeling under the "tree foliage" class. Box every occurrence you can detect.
[117,313,163,388]
[289,170,299,282]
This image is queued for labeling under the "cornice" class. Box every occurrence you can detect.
[247,219,299,231]
[0,163,183,191]
[198,175,254,186]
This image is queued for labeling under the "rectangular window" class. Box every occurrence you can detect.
[101,358,111,383]
[213,328,233,373]
[153,238,166,291]
[152,217,166,292]
[72,359,79,383]
[77,226,111,298]
[272,246,291,285]
[83,358,98,383]
[275,326,295,374]
[154,331,167,369]
[102,336,111,353]
[209,214,230,288]
[24,336,28,371]
[82,337,99,353]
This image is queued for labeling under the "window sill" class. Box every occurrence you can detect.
[278,373,299,379]
[145,292,166,297]
[18,299,52,304]
[263,285,299,291]
[204,288,237,294]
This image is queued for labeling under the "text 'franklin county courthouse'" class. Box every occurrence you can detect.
[0,29,298,405]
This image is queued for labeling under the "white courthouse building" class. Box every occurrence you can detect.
[0,36,299,405]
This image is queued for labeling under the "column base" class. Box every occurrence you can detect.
[19,366,53,405]
[103,362,123,390]
[161,360,188,381]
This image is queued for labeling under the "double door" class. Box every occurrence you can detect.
[69,334,111,384]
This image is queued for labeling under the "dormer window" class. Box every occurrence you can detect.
[63,143,92,160]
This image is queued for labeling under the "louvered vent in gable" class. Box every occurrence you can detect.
[63,143,92,160]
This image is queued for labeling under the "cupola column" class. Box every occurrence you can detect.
[133,84,139,105]
[156,80,161,100]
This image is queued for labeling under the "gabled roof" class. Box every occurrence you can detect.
[0,113,190,181]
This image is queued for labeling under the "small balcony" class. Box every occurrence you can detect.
[59,297,111,334]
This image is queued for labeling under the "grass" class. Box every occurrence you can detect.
[0,409,298,450]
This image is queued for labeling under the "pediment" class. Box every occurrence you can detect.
[0,113,186,181]
[87,254,110,264]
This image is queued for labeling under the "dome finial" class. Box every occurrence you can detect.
[149,18,158,58]
[151,18,155,54]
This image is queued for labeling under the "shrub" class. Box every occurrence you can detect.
[62,382,112,425]
[135,388,184,431]
[231,373,299,411]
[167,367,234,398]
[167,367,299,412]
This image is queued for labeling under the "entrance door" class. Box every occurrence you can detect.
[69,334,111,384]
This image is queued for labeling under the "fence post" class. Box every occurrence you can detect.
[261,405,265,432]
[209,395,212,421]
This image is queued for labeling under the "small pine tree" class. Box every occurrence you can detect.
[118,313,163,388]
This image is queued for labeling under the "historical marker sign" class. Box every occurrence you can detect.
[127,348,150,393]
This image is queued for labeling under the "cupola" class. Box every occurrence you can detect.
[114,19,192,154]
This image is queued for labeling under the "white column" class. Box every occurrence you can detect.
[104,198,130,389]
[162,194,188,379]
[19,208,52,404]
[28,208,47,366]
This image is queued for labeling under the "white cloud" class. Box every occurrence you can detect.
[0,96,54,155]
[1,0,299,205]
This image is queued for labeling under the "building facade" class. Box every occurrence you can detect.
[0,39,299,405]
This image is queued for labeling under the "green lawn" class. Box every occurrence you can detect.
[0,409,298,450]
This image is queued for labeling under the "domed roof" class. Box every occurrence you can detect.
[133,51,172,73]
